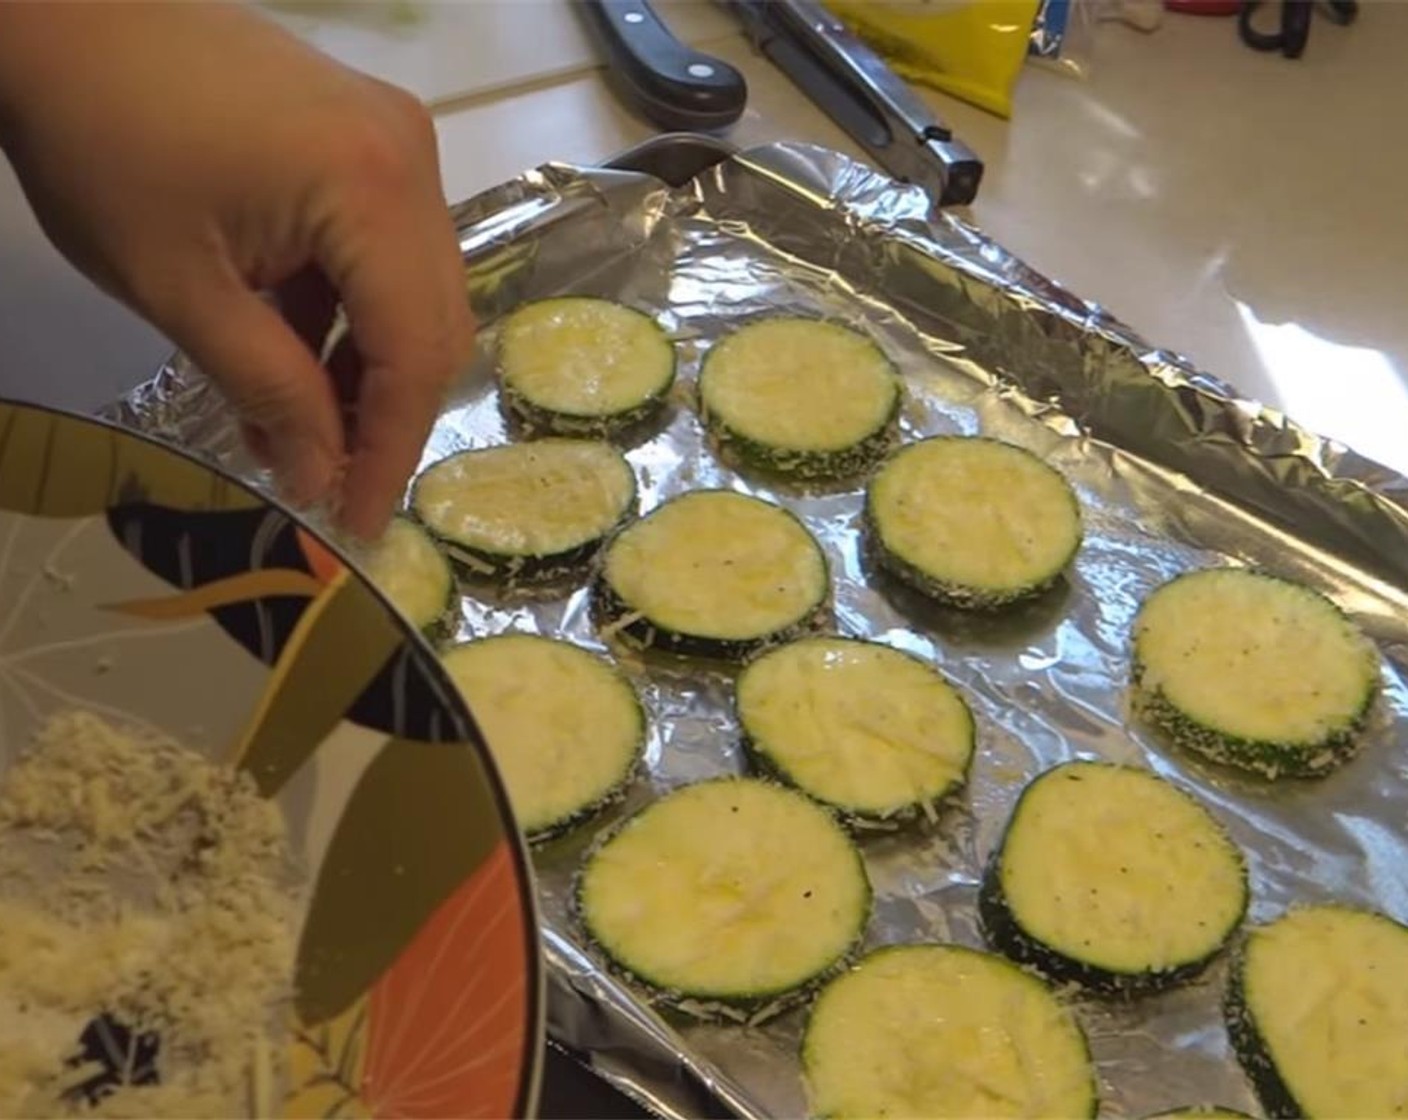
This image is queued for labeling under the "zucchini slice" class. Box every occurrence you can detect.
[736,636,973,826]
[865,436,1082,609]
[1226,905,1408,1119]
[697,318,901,478]
[441,634,644,842]
[576,777,870,1015]
[803,944,1097,1119]
[1131,568,1379,779]
[410,439,636,584]
[497,297,675,435]
[979,761,1247,995]
[355,515,456,639]
[596,490,829,660]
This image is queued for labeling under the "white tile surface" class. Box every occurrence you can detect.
[262,0,738,108]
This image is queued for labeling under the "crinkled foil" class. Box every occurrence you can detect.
[105,142,1408,1120]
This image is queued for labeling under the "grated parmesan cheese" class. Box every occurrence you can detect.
[0,711,302,1118]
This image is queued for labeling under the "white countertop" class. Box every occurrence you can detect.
[3,0,1406,475]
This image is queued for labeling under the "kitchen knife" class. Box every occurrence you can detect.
[579,0,747,132]
[730,0,983,206]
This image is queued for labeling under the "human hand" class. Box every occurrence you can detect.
[0,2,473,539]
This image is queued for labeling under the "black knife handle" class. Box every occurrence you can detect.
[579,0,747,132]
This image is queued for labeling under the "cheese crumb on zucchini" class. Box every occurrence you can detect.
[498,297,675,435]
[736,637,973,825]
[353,515,456,639]
[410,439,636,585]
[866,436,1082,609]
[698,318,901,478]
[980,761,1246,995]
[803,944,1097,1119]
[1227,905,1408,1120]
[1132,568,1379,779]
[576,778,869,1015]
[596,490,829,660]
[441,634,644,842]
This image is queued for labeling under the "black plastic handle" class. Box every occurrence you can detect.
[579,0,747,132]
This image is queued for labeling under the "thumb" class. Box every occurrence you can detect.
[162,281,346,507]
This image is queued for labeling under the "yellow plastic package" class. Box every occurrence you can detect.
[826,0,1041,119]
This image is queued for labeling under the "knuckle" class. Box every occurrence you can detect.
[339,122,417,198]
[224,372,303,428]
[382,83,438,152]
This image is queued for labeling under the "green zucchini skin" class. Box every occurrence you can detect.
[573,892,866,1024]
[977,858,1238,998]
[354,515,458,642]
[526,778,636,847]
[801,943,1099,1119]
[863,515,1075,610]
[419,585,459,645]
[433,525,628,588]
[496,298,676,437]
[740,737,965,830]
[736,637,974,829]
[1224,948,1303,1120]
[592,577,829,662]
[862,439,1082,611]
[409,446,637,588]
[1131,662,1372,780]
[1222,906,1408,1120]
[571,778,871,1022]
[702,395,900,482]
[396,517,459,643]
[593,491,832,661]
[517,688,645,847]
[1130,569,1379,780]
[696,318,902,481]
[500,371,673,440]
[978,762,1247,996]
[441,633,647,845]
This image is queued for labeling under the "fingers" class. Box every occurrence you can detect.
[317,117,474,540]
[275,265,341,362]
[165,280,346,508]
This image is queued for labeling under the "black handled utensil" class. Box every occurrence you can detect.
[578,0,747,132]
[731,0,983,206]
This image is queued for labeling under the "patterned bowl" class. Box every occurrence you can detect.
[0,399,542,1117]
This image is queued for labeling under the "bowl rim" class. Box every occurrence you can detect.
[0,394,546,1118]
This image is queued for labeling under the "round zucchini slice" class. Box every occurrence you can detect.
[803,944,1097,1119]
[355,515,456,639]
[441,634,644,842]
[596,490,829,660]
[697,318,901,478]
[1226,905,1408,1119]
[1131,568,1379,779]
[865,436,1082,609]
[576,777,870,1016]
[736,636,973,826]
[979,761,1247,995]
[497,297,675,435]
[410,439,636,585]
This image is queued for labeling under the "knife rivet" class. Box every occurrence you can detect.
[687,62,715,78]
[624,10,644,22]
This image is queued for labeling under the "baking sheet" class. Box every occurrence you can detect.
[107,141,1408,1120]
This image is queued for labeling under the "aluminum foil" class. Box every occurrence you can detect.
[106,141,1408,1120]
